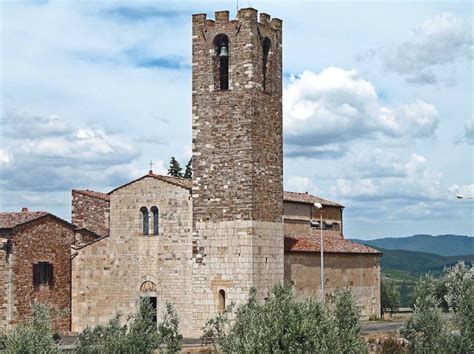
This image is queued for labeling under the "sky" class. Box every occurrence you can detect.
[1,0,473,239]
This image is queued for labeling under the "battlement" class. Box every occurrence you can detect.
[192,8,282,31]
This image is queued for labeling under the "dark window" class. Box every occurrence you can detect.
[218,289,226,313]
[262,37,271,91]
[143,296,157,324]
[213,34,229,90]
[140,207,149,235]
[33,262,53,288]
[151,206,159,235]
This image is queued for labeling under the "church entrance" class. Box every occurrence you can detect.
[139,280,158,324]
[143,296,157,323]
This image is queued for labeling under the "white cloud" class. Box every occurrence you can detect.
[285,176,320,194]
[457,116,474,145]
[283,68,439,158]
[1,109,140,192]
[331,154,447,202]
[384,12,472,84]
[449,184,474,199]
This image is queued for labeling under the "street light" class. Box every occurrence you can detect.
[457,194,474,200]
[313,202,324,302]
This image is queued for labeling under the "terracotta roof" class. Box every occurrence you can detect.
[284,235,381,254]
[283,191,343,208]
[108,173,192,195]
[72,189,110,201]
[0,211,50,229]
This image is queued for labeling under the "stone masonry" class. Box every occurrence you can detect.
[72,190,110,237]
[71,176,195,336]
[191,9,284,334]
[0,214,74,332]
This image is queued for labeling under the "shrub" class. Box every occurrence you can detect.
[381,278,401,318]
[3,303,60,354]
[201,284,368,353]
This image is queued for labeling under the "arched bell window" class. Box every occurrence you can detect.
[213,34,229,90]
[150,206,159,236]
[262,37,271,91]
[140,207,149,235]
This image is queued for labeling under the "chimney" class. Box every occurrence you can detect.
[22,207,29,213]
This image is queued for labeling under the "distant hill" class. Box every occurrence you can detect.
[351,234,474,256]
[378,248,474,278]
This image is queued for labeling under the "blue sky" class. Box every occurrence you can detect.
[1,1,472,239]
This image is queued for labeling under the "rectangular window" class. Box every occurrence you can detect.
[33,262,54,288]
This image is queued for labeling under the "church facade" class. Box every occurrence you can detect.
[69,7,381,338]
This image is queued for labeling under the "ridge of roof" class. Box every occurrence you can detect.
[108,173,192,195]
[72,189,110,201]
[0,212,74,230]
[283,191,343,208]
[284,235,381,255]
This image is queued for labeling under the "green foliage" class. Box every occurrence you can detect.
[381,278,401,317]
[400,276,449,353]
[3,303,60,354]
[201,284,368,353]
[380,336,407,354]
[183,158,192,179]
[167,157,183,177]
[75,298,182,354]
[157,303,183,353]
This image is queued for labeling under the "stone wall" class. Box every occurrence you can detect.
[10,217,74,332]
[72,190,110,237]
[191,9,284,336]
[71,177,194,336]
[284,252,381,318]
[0,245,7,332]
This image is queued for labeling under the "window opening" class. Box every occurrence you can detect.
[33,262,53,288]
[218,289,226,313]
[262,37,271,90]
[151,206,159,235]
[140,207,149,235]
[214,34,229,90]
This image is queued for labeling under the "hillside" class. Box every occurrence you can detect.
[351,234,474,256]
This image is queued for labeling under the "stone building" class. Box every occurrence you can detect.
[0,209,76,332]
[67,8,381,338]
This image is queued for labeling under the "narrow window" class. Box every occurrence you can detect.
[262,37,271,91]
[33,262,53,289]
[151,206,159,235]
[213,34,229,90]
[218,289,226,313]
[140,207,149,235]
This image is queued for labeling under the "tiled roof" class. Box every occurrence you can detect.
[0,211,50,229]
[284,235,381,254]
[283,191,343,208]
[108,173,192,195]
[72,189,110,201]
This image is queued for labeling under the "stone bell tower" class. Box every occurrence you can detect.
[191,8,283,332]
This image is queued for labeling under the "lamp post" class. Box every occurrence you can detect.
[313,202,324,302]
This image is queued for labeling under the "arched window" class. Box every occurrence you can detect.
[140,207,149,235]
[151,206,159,235]
[262,37,271,91]
[218,289,226,313]
[213,34,229,90]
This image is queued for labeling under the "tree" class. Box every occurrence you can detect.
[201,284,367,353]
[167,157,182,177]
[183,158,192,179]
[3,303,60,353]
[75,298,182,354]
[381,278,400,318]
[157,303,183,354]
[400,276,449,353]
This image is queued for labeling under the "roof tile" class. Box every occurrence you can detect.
[283,191,343,207]
[284,235,381,254]
[0,212,49,229]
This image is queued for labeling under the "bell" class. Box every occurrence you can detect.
[219,45,228,58]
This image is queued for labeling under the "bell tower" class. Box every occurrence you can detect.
[191,8,283,332]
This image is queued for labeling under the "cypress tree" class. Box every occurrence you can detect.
[184,158,192,180]
[168,157,183,177]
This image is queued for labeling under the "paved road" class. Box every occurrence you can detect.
[361,320,405,334]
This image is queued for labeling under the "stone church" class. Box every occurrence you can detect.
[1,8,381,337]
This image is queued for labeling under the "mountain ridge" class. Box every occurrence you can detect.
[351,234,474,256]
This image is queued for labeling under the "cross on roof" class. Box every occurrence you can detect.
[149,160,153,174]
